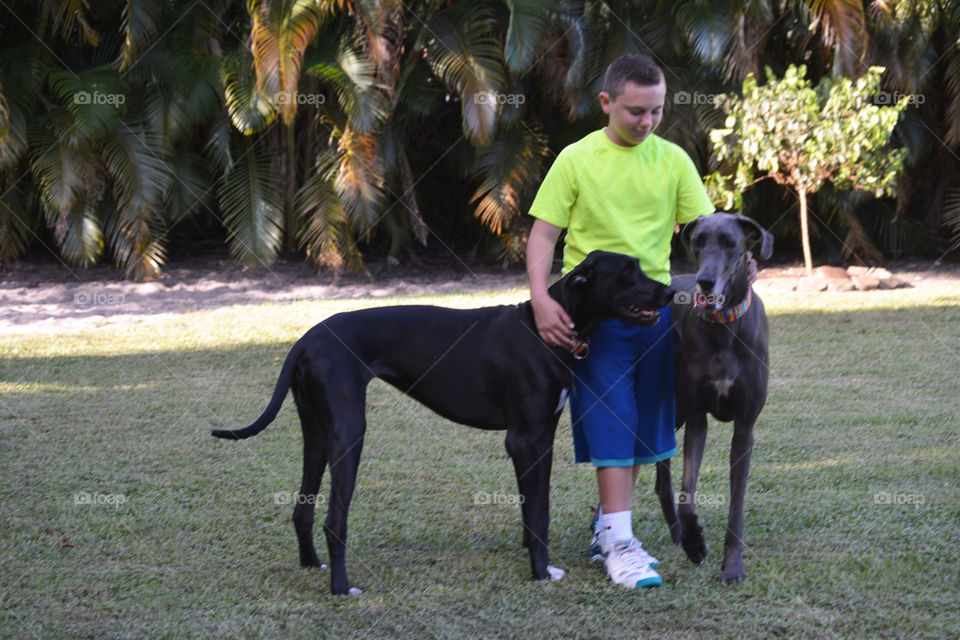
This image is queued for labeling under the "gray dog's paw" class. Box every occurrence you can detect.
[721,555,746,584]
[546,565,566,580]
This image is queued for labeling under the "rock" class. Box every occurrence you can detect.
[797,277,828,293]
[851,275,881,291]
[878,275,907,289]
[870,267,894,279]
[827,279,857,292]
[847,265,871,276]
[813,265,851,282]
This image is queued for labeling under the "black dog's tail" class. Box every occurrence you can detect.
[211,343,301,440]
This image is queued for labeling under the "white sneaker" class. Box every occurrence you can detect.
[603,538,663,588]
[590,526,658,568]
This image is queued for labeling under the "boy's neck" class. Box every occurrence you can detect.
[603,126,652,148]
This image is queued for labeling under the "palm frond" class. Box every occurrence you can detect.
[40,0,100,45]
[48,66,126,141]
[100,124,172,280]
[944,47,960,147]
[802,0,867,76]
[304,38,387,133]
[470,123,549,234]
[250,0,326,126]
[57,197,105,267]
[676,0,736,69]
[30,128,101,228]
[0,84,27,170]
[425,2,506,145]
[943,186,960,253]
[333,123,385,236]
[503,0,553,74]
[220,49,276,135]
[217,135,284,266]
[295,149,362,271]
[163,147,213,224]
[0,175,38,266]
[118,0,167,71]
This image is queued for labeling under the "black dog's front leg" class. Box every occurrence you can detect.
[505,427,563,581]
[655,458,682,545]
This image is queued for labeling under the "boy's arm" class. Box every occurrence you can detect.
[527,219,575,348]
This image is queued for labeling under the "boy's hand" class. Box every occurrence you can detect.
[531,294,576,348]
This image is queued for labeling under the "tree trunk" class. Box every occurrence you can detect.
[285,121,297,253]
[798,185,813,277]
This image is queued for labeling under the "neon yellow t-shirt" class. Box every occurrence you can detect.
[528,130,714,284]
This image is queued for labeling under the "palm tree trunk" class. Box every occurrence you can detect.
[285,121,297,253]
[799,184,813,277]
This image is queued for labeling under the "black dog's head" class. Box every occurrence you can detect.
[681,213,773,313]
[554,250,675,333]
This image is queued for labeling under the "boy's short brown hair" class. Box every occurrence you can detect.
[602,54,664,100]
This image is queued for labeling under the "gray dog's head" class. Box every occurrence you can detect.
[681,213,773,312]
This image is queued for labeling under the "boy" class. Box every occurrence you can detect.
[526,54,714,589]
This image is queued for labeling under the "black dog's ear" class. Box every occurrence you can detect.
[734,214,774,261]
[570,266,595,289]
[680,214,709,254]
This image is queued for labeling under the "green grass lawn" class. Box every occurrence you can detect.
[1,283,959,639]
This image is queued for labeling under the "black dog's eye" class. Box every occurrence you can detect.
[718,235,735,249]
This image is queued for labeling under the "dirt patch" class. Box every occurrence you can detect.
[0,254,530,334]
[2,254,958,335]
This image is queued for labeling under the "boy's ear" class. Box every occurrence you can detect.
[598,91,612,113]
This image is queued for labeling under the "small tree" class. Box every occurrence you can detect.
[705,65,908,275]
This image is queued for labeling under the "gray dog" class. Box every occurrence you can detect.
[655,213,773,583]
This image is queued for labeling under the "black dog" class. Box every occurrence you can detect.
[655,213,773,583]
[213,250,674,595]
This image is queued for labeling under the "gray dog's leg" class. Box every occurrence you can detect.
[721,418,754,583]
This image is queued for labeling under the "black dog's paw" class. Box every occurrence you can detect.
[299,553,322,568]
[668,520,683,546]
[721,554,746,584]
[680,523,708,564]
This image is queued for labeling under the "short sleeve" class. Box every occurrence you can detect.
[675,152,714,224]
[527,148,578,229]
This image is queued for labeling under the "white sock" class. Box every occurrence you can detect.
[598,510,633,543]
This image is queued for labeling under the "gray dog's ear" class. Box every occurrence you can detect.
[680,214,710,255]
[734,214,774,261]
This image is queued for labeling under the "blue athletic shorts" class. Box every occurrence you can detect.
[570,307,676,467]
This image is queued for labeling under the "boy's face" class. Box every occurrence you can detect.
[599,79,666,147]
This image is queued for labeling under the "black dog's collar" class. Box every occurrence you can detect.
[567,338,590,359]
[697,288,752,324]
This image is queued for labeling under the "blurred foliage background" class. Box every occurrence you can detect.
[1,0,959,280]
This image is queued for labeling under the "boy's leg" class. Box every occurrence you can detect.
[571,319,662,588]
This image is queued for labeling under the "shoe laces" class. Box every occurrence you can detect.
[612,539,654,572]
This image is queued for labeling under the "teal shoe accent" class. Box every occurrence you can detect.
[636,575,663,588]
